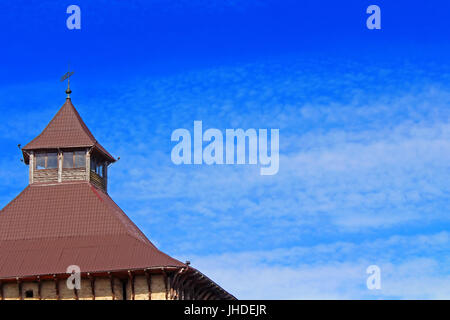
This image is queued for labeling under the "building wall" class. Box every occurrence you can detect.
[3,283,19,300]
[151,274,167,300]
[29,150,106,191]
[33,169,58,183]
[22,282,39,300]
[125,274,167,300]
[1,274,169,300]
[41,280,57,300]
[78,279,93,300]
[90,171,106,191]
[132,275,149,300]
[61,168,86,182]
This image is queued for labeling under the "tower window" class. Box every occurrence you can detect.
[63,152,74,168]
[96,163,104,177]
[35,152,58,170]
[47,153,58,168]
[36,154,45,170]
[63,151,86,168]
[91,158,104,177]
[25,290,34,298]
[90,158,96,172]
[74,151,86,168]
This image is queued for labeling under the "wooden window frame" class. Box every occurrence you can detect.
[63,151,86,169]
[90,157,97,173]
[35,152,58,170]
[74,151,86,169]
[90,157,105,178]
[96,163,104,177]
[63,151,74,169]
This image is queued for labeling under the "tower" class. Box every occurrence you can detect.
[22,97,114,192]
[0,88,234,300]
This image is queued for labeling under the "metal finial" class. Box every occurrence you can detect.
[61,64,74,99]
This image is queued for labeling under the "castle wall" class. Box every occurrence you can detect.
[41,280,57,300]
[0,274,169,300]
[125,274,167,300]
[151,274,167,300]
[132,275,148,300]
[3,283,19,300]
[22,282,39,300]
[78,279,93,300]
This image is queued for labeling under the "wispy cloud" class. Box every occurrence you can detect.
[1,55,449,299]
[181,232,450,299]
[77,57,450,254]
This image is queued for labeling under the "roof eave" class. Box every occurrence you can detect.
[21,144,116,165]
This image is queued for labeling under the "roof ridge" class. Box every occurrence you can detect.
[88,183,153,245]
[67,99,97,142]
[1,183,160,251]
[23,99,95,150]
[0,186,30,216]
[21,99,115,163]
[22,102,65,150]
[121,233,185,266]
[30,180,90,187]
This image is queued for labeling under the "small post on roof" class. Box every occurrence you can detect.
[17,277,23,300]
[37,276,42,300]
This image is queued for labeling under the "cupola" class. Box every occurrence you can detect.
[21,97,115,192]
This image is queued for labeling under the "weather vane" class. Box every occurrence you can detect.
[61,65,74,98]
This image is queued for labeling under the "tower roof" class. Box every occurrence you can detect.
[0,182,185,278]
[22,98,115,164]
[0,93,235,299]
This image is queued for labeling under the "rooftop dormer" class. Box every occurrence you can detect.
[21,96,115,192]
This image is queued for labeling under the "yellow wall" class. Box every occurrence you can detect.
[1,274,168,300]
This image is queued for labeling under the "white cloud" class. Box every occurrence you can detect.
[180,232,450,299]
[81,58,450,257]
[2,56,449,299]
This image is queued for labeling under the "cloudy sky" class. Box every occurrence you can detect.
[0,0,449,299]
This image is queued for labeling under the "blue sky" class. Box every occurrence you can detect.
[1,1,450,299]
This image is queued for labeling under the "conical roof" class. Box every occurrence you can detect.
[0,95,235,300]
[0,97,185,279]
[22,98,114,163]
[0,182,185,278]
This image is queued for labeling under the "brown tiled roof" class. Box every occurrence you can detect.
[3,96,235,298]
[0,182,185,279]
[22,98,115,163]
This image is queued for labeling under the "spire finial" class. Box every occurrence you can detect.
[61,64,75,99]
